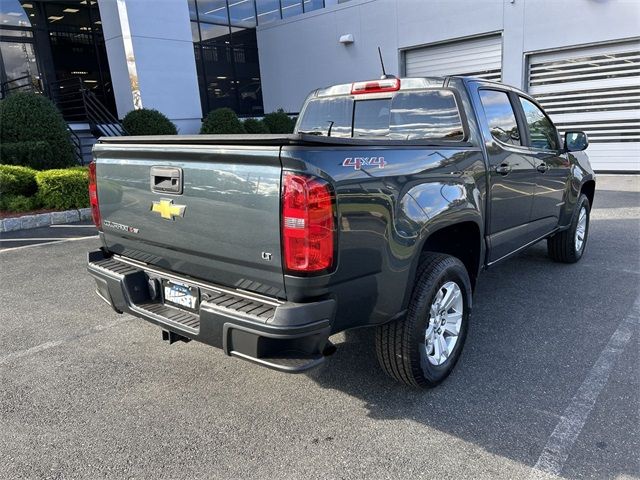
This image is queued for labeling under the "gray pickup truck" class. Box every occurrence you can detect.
[87,76,595,387]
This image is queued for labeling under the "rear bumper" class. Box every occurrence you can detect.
[87,249,334,372]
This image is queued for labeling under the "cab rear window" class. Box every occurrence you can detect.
[297,89,465,141]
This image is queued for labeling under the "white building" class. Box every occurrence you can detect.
[257,0,640,171]
[1,0,638,171]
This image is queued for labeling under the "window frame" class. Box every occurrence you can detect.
[477,87,525,149]
[297,87,469,143]
[514,93,562,153]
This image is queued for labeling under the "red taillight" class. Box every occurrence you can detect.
[282,172,335,273]
[88,161,101,229]
[351,78,400,95]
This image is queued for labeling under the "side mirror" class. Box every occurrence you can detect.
[564,131,589,152]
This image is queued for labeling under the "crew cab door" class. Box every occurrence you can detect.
[515,96,570,238]
[477,88,538,263]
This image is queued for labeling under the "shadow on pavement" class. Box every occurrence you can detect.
[305,216,640,479]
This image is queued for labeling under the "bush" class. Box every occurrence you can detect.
[0,194,41,213]
[263,108,295,134]
[0,165,38,196]
[122,108,178,136]
[0,141,50,170]
[243,118,270,134]
[200,108,246,134]
[0,92,74,169]
[35,168,89,210]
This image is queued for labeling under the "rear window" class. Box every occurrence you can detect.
[297,90,464,141]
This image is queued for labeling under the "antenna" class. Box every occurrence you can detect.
[377,47,396,80]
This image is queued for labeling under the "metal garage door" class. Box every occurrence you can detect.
[404,35,502,82]
[528,40,640,172]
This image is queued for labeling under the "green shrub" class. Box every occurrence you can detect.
[36,168,89,210]
[0,165,38,196]
[0,92,74,169]
[200,108,246,134]
[243,118,270,134]
[0,141,50,170]
[263,108,295,134]
[122,108,178,136]
[0,194,41,213]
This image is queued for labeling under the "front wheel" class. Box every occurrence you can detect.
[547,194,591,263]
[375,253,472,388]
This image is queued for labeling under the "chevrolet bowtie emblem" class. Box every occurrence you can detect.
[151,199,186,220]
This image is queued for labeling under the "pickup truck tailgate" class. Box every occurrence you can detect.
[93,142,284,298]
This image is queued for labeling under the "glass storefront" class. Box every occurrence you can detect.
[0,0,115,115]
[1,0,327,118]
[190,0,325,116]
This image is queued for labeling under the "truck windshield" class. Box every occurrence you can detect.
[297,90,464,141]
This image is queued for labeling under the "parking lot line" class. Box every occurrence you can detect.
[529,294,640,479]
[0,235,99,252]
[0,317,130,366]
[0,238,81,242]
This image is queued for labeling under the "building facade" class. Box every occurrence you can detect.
[257,0,639,171]
[1,0,638,170]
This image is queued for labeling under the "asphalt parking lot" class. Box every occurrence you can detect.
[1,175,638,480]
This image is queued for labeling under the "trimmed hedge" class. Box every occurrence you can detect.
[35,168,89,210]
[243,118,269,134]
[263,109,295,134]
[0,165,38,196]
[122,108,178,136]
[0,194,41,213]
[0,141,50,170]
[0,92,75,169]
[200,108,246,134]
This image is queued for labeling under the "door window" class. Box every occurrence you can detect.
[519,97,559,150]
[479,90,521,146]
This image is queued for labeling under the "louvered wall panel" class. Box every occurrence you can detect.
[528,40,640,171]
[405,35,502,82]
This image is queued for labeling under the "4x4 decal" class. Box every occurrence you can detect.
[342,157,387,170]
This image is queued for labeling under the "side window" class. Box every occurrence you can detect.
[478,90,521,146]
[519,97,559,151]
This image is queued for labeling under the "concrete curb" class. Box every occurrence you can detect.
[0,208,92,233]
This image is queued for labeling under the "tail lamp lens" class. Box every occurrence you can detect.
[88,161,101,229]
[282,172,335,273]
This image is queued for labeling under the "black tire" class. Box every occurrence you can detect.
[375,253,472,388]
[547,194,591,263]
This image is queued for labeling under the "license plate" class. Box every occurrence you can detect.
[163,280,199,311]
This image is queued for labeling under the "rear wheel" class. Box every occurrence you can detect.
[375,253,472,388]
[547,194,591,263]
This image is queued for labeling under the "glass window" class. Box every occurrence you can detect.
[389,91,464,140]
[479,90,521,146]
[281,0,303,18]
[196,0,229,24]
[190,21,200,42]
[228,0,256,27]
[303,0,324,12]
[199,22,231,42]
[0,0,31,27]
[297,97,353,137]
[188,0,198,20]
[519,97,559,150]
[353,99,391,138]
[256,0,281,25]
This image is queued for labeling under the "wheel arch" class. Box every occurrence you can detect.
[402,214,484,311]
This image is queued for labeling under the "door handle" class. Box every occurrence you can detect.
[495,163,512,175]
[537,162,549,173]
[150,166,183,194]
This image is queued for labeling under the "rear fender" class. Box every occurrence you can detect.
[400,181,484,310]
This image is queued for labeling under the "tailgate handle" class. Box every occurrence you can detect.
[150,166,182,194]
